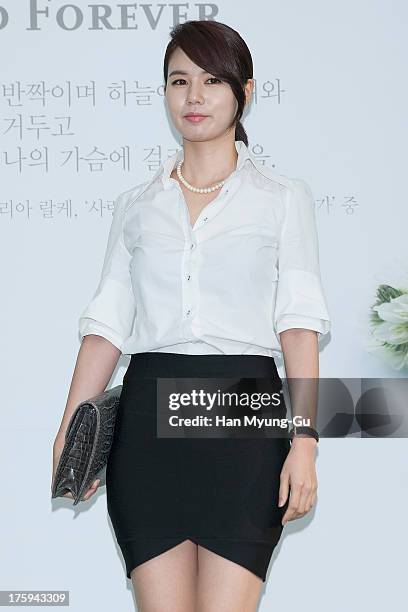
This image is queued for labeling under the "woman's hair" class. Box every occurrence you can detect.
[163,20,253,146]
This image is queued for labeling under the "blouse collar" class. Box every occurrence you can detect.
[159,140,256,189]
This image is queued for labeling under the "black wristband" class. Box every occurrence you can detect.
[288,425,319,443]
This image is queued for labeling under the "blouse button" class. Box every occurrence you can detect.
[187,274,191,281]
[190,243,195,250]
[186,309,191,316]
[203,217,208,221]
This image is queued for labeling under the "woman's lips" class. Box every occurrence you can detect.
[184,115,208,123]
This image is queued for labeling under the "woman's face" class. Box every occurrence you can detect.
[164,47,240,143]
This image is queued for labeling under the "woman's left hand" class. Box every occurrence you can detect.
[279,437,318,525]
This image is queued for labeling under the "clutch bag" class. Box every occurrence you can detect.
[51,384,122,505]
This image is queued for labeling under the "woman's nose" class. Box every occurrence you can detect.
[186,85,204,104]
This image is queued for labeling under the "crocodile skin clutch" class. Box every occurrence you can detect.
[51,385,122,505]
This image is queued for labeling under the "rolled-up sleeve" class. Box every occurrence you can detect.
[78,190,136,352]
[274,178,331,339]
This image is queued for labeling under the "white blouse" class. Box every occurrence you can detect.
[78,140,331,357]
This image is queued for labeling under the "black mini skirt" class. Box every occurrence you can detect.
[106,351,291,582]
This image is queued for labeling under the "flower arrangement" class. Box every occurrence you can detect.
[369,284,408,370]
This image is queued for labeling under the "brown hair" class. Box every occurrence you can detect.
[163,20,253,146]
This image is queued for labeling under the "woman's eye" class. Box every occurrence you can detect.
[171,77,222,85]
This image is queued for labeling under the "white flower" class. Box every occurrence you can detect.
[372,293,408,345]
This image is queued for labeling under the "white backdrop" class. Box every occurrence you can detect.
[1,1,407,610]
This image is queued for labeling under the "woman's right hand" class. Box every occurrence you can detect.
[51,434,101,502]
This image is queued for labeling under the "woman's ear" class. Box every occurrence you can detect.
[244,79,254,108]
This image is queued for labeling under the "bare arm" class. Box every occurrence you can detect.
[280,328,318,378]
[54,334,121,440]
[51,334,122,501]
[280,327,319,442]
[278,328,319,525]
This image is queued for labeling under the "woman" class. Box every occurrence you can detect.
[52,20,331,612]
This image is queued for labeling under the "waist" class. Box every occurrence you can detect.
[126,351,280,380]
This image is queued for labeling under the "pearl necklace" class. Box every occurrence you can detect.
[176,160,225,194]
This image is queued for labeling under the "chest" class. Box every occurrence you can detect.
[127,180,281,288]
[124,176,284,256]
[170,168,222,228]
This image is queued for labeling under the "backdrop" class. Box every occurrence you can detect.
[1,1,406,610]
